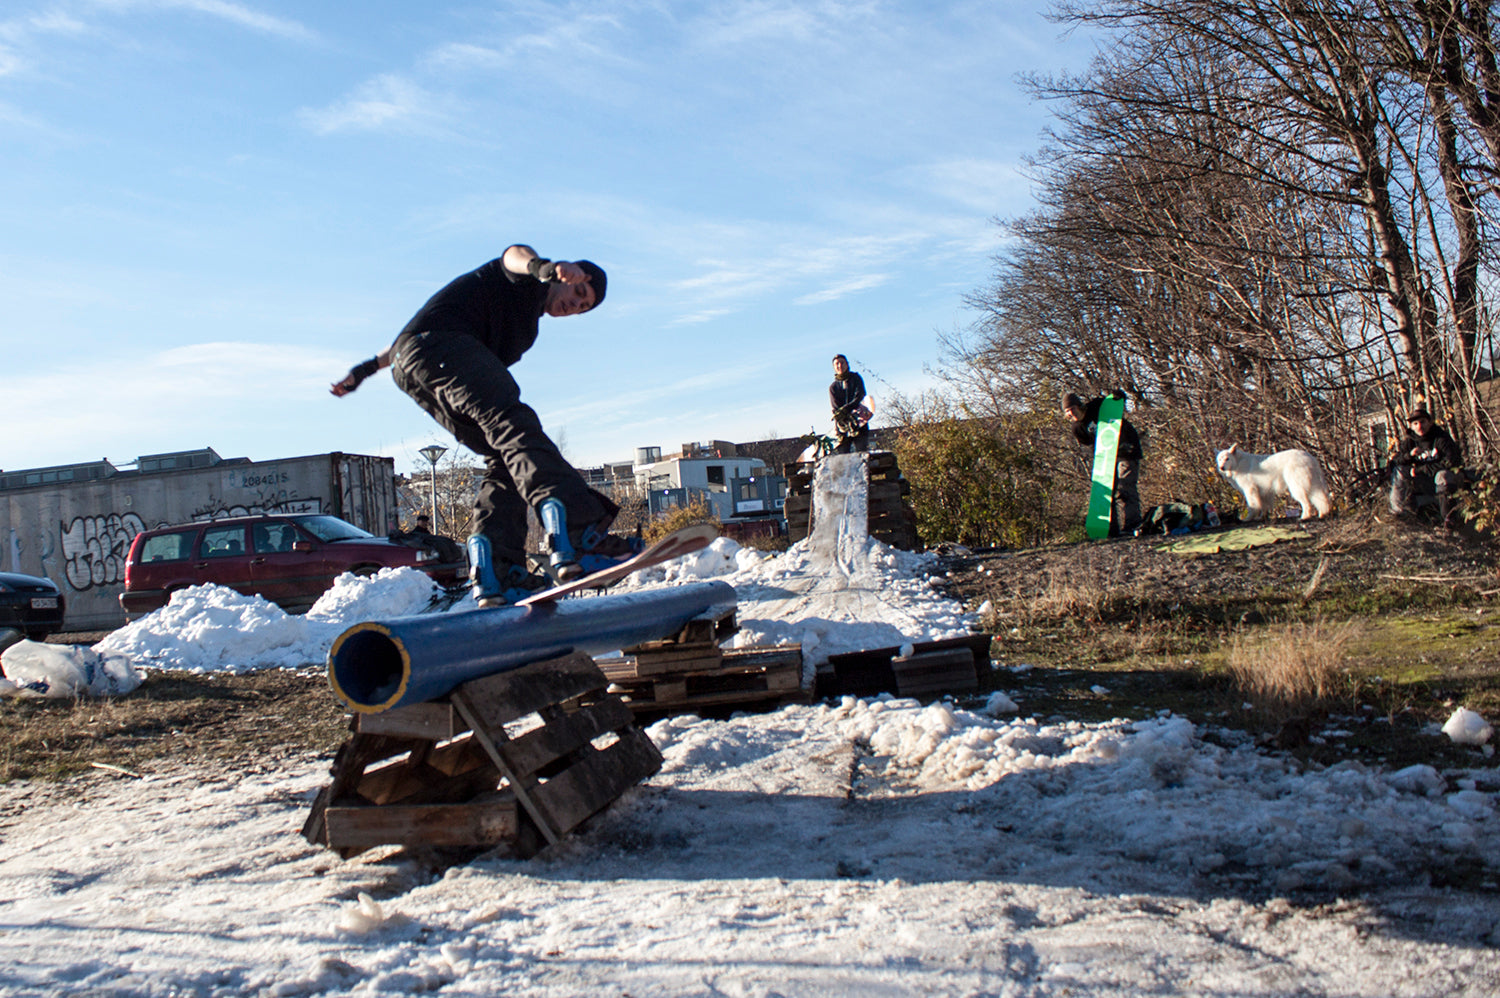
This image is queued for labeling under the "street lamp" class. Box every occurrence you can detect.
[418,444,447,532]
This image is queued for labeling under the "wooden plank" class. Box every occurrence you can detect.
[356,702,462,740]
[455,651,608,727]
[631,647,725,675]
[892,649,977,698]
[722,646,802,669]
[524,727,662,836]
[500,696,636,777]
[355,738,493,804]
[325,794,518,850]
[301,730,417,845]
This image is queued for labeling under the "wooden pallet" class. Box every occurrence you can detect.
[819,633,991,700]
[601,645,806,712]
[302,649,662,858]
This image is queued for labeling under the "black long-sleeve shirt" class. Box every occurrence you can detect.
[1070,396,1142,461]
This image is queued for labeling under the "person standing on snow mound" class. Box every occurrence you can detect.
[829,354,871,454]
[330,244,640,607]
[1062,390,1143,536]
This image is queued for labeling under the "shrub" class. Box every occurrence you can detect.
[644,497,720,543]
[891,402,1053,549]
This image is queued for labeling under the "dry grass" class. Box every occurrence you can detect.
[1015,552,1135,625]
[1228,618,1362,715]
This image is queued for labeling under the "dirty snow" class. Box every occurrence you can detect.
[2,454,1499,996]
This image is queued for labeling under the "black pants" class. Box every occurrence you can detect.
[391,330,609,566]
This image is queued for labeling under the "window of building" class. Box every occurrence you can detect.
[706,465,725,486]
[1371,421,1389,465]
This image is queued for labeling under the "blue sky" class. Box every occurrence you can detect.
[2,0,1096,479]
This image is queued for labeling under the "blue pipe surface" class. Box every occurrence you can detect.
[327,580,736,713]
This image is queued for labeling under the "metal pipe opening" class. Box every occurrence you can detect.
[328,625,408,712]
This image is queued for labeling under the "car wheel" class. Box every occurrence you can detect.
[351,564,381,577]
[25,628,54,642]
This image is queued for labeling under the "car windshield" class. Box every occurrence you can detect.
[295,515,373,543]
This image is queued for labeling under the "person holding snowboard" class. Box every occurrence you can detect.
[330,243,639,606]
[829,354,871,454]
[1063,390,1143,536]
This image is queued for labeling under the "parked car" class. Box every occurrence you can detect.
[120,513,466,617]
[0,571,66,640]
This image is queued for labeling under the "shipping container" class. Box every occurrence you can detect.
[0,449,397,632]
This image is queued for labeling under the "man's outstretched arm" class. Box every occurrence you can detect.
[330,347,392,397]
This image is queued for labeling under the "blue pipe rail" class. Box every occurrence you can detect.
[327,580,736,713]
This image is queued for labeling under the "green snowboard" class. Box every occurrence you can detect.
[1085,395,1125,540]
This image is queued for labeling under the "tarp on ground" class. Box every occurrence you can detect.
[1161,524,1311,555]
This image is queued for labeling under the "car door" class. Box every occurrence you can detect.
[247,519,328,607]
[194,524,255,594]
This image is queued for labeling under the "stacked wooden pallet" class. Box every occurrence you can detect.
[302,650,661,858]
[782,451,920,550]
[596,609,808,714]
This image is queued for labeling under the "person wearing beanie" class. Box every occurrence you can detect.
[1389,406,1465,526]
[1062,389,1143,536]
[329,244,635,605]
[829,354,871,454]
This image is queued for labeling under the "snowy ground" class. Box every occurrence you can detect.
[3,456,1500,996]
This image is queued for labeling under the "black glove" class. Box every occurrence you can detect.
[527,257,558,282]
[332,356,380,397]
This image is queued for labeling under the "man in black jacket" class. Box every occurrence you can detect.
[829,354,870,454]
[331,244,638,605]
[1063,390,1143,536]
[1389,407,1465,526]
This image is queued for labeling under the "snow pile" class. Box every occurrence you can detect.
[0,640,140,698]
[624,454,976,673]
[1444,706,1495,747]
[94,568,443,673]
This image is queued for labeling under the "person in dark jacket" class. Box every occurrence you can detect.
[1063,390,1143,536]
[330,243,637,605]
[1389,407,1465,526]
[829,354,870,454]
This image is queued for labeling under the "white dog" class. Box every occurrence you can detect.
[1215,444,1333,521]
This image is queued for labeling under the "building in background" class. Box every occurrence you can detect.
[0,448,396,631]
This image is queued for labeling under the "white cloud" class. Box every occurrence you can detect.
[794,272,891,305]
[91,0,316,42]
[297,73,446,135]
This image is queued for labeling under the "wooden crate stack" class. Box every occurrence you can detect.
[302,650,662,859]
[782,451,920,550]
[596,609,809,714]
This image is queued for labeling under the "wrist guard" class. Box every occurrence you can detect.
[347,356,380,389]
[527,257,558,282]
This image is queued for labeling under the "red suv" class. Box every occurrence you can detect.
[120,514,465,617]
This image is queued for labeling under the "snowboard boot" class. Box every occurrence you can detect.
[539,498,645,582]
[467,535,550,608]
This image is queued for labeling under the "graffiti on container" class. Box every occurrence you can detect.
[190,495,324,520]
[61,512,146,591]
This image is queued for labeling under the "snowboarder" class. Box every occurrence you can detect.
[829,354,871,454]
[1063,391,1143,536]
[330,244,639,606]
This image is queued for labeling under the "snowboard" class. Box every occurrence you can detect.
[1085,395,1126,540]
[516,523,720,607]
